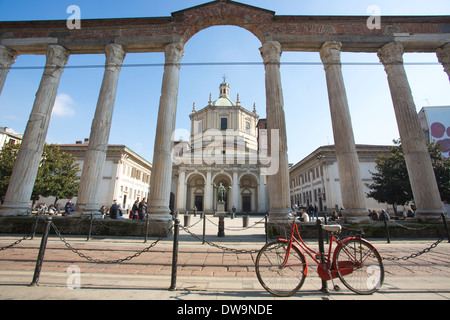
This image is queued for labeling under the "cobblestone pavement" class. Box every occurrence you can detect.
[0,216,449,301]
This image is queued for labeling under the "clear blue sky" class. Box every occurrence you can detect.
[1,0,449,164]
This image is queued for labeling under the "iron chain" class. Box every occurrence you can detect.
[51,222,172,264]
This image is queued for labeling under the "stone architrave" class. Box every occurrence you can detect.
[319,41,369,224]
[74,44,126,215]
[378,42,444,223]
[147,43,184,235]
[0,46,17,96]
[436,43,450,81]
[259,41,291,223]
[0,45,69,216]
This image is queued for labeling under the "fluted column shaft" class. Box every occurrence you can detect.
[0,46,17,96]
[0,45,69,216]
[260,41,291,221]
[75,44,126,213]
[147,43,184,226]
[320,42,368,224]
[378,42,444,222]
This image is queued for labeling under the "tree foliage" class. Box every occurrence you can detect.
[0,143,80,204]
[366,139,450,210]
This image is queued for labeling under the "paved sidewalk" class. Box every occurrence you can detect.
[0,216,449,300]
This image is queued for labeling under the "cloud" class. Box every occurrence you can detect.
[52,93,75,117]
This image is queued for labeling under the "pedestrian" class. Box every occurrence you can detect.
[99,205,106,218]
[131,200,139,220]
[64,200,73,216]
[370,209,380,221]
[330,210,339,221]
[231,205,236,219]
[138,198,147,220]
[109,199,124,219]
[308,203,314,221]
[193,205,197,217]
[313,203,318,221]
[300,210,309,222]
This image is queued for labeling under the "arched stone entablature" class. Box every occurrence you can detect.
[171,0,273,44]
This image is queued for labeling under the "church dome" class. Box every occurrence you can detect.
[213,96,236,107]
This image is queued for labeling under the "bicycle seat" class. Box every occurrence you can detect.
[322,225,342,233]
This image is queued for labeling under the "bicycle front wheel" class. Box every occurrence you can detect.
[255,240,307,297]
[335,238,384,295]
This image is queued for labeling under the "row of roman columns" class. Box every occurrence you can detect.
[0,41,449,227]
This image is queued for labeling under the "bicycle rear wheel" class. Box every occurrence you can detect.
[255,240,307,297]
[334,238,384,295]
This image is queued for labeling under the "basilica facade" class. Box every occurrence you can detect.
[171,79,268,214]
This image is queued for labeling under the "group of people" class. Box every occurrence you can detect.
[99,198,148,220]
[293,204,343,222]
[368,209,391,221]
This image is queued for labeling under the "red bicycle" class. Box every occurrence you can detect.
[255,221,384,297]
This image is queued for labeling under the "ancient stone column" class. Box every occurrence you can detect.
[378,42,444,223]
[147,43,184,234]
[74,44,126,214]
[319,42,369,224]
[259,41,291,223]
[436,43,450,81]
[0,45,69,216]
[0,46,17,96]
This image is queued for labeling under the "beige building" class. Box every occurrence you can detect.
[289,144,392,214]
[42,140,152,211]
[0,127,22,148]
[171,79,269,214]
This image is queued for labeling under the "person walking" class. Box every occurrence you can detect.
[109,199,124,219]
[138,198,147,221]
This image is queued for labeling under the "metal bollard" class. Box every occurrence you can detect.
[383,215,390,244]
[202,213,206,244]
[87,212,94,241]
[184,214,191,227]
[218,216,225,237]
[442,213,450,243]
[31,215,40,240]
[29,216,52,287]
[169,218,180,291]
[317,219,328,293]
[242,215,249,228]
[265,214,268,244]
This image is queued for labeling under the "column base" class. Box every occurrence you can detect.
[0,202,32,216]
[416,209,445,224]
[267,208,294,238]
[147,213,174,237]
[342,208,370,224]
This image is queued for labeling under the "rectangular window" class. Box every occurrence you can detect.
[220,118,228,130]
[246,121,250,134]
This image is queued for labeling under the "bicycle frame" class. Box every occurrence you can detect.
[279,221,356,281]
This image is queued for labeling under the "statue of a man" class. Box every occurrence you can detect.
[213,182,230,203]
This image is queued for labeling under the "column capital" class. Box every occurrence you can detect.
[437,43,450,63]
[436,43,450,79]
[105,44,126,70]
[164,43,184,65]
[44,45,70,76]
[260,41,282,65]
[319,41,342,67]
[377,42,404,65]
[0,46,17,68]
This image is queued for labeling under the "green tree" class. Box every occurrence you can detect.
[0,143,80,205]
[366,139,450,214]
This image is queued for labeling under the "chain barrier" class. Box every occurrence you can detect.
[51,222,173,264]
[381,238,444,261]
[0,233,31,251]
[179,224,260,254]
[204,215,266,231]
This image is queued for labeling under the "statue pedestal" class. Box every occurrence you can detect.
[214,202,226,237]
